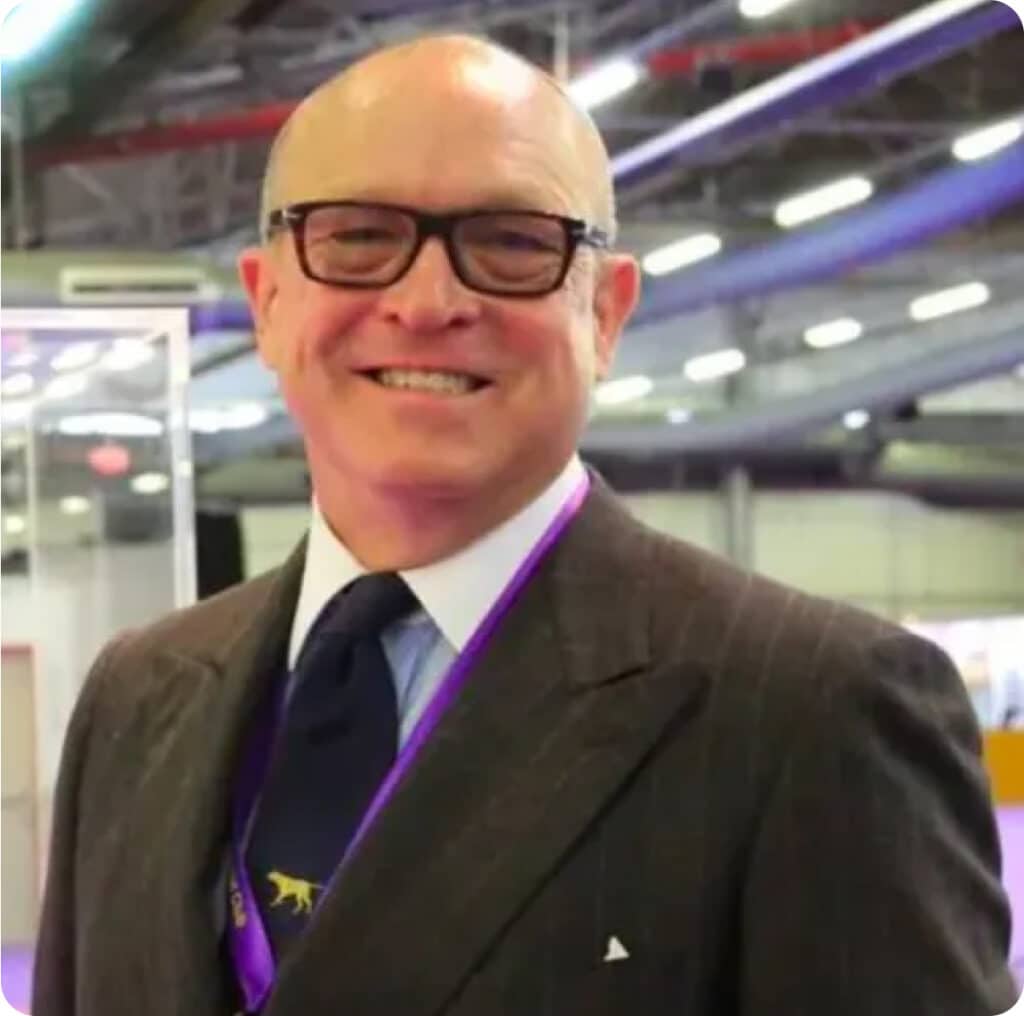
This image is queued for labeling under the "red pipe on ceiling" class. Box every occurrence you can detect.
[646,21,878,75]
[32,23,877,167]
[33,101,298,167]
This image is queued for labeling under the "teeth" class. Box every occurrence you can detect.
[374,369,479,395]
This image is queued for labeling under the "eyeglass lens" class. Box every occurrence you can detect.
[300,205,570,294]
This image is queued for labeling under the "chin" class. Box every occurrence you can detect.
[360,450,490,500]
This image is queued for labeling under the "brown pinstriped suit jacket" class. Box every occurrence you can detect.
[33,481,1018,1016]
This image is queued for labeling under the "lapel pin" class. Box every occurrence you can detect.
[603,935,630,962]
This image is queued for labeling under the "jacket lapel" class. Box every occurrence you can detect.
[127,543,306,1014]
[267,485,709,1016]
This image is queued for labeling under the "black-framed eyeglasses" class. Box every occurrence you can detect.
[264,200,610,298]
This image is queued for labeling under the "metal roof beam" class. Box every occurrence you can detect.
[611,0,1018,185]
[632,139,1024,325]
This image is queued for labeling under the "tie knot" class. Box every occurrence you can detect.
[314,572,417,646]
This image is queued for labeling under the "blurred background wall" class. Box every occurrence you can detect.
[240,494,1024,619]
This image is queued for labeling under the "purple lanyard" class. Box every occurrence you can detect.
[227,473,590,1012]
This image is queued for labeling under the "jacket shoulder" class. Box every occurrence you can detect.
[578,483,897,657]
[625,515,948,708]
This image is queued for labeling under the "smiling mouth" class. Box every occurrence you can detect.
[361,367,490,396]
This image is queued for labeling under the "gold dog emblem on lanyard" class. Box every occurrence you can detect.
[267,870,324,915]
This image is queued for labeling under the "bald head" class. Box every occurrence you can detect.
[259,34,617,241]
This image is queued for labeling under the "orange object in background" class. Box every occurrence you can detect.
[984,732,1024,804]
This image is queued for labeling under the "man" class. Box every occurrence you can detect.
[33,34,1017,1016]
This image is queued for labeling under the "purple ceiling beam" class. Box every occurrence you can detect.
[582,327,1024,454]
[612,0,1019,184]
[631,139,1024,327]
[190,303,252,332]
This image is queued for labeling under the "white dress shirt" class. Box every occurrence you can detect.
[288,455,586,746]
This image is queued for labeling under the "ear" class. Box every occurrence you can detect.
[592,253,641,381]
[238,245,281,370]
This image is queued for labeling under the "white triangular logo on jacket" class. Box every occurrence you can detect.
[603,935,630,962]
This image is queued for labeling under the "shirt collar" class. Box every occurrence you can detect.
[289,455,586,666]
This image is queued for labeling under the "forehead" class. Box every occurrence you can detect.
[274,58,595,217]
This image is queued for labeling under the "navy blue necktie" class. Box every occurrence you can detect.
[245,572,416,958]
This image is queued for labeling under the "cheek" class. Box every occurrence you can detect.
[269,281,370,376]
[499,295,597,392]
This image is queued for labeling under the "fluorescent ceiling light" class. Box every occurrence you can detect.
[666,408,692,425]
[7,350,37,368]
[739,0,800,18]
[189,409,226,434]
[4,514,26,535]
[1,400,32,424]
[642,233,722,276]
[1,372,35,396]
[131,472,170,495]
[51,342,99,372]
[774,175,874,229]
[0,0,82,62]
[909,281,990,322]
[57,412,164,438]
[220,403,269,430]
[43,373,88,400]
[594,375,654,407]
[803,317,864,350]
[100,340,155,372]
[952,118,1023,162]
[189,403,269,434]
[684,348,746,383]
[843,409,870,430]
[59,495,91,516]
[568,59,643,111]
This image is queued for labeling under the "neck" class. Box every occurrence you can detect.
[312,467,565,572]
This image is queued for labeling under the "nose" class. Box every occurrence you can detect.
[375,237,482,334]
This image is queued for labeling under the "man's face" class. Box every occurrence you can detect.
[240,52,639,516]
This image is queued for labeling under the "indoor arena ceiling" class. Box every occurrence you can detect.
[1,0,1023,515]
